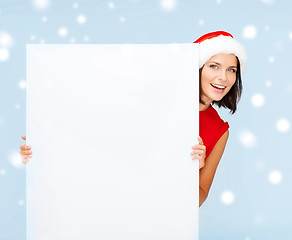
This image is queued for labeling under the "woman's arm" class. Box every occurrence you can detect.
[199,130,229,207]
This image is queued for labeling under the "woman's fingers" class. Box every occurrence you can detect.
[191,136,206,169]
[20,145,31,150]
[190,149,204,156]
[21,136,26,140]
[22,156,32,164]
[198,136,204,145]
[20,150,32,155]
[192,144,206,151]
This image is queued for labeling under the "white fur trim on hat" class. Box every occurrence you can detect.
[198,35,247,75]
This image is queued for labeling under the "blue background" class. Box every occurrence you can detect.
[0,0,291,239]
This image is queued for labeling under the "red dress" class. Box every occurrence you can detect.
[199,105,229,159]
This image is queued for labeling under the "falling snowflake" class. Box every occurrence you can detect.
[268,170,283,184]
[15,104,21,109]
[221,190,235,205]
[260,0,275,4]
[73,2,79,9]
[160,0,177,11]
[58,27,68,37]
[0,169,6,175]
[0,31,14,48]
[77,15,87,24]
[264,25,270,31]
[265,80,272,87]
[41,16,48,22]
[251,93,265,107]
[0,116,4,125]
[18,199,25,206]
[276,118,290,133]
[18,80,26,89]
[120,16,126,22]
[238,130,257,148]
[30,35,36,41]
[32,0,50,10]
[243,25,257,39]
[268,56,275,62]
[70,38,76,43]
[108,2,115,9]
[198,19,204,26]
[9,151,24,168]
[0,48,10,61]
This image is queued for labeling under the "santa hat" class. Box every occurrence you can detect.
[194,31,247,75]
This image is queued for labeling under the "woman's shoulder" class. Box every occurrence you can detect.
[200,105,227,125]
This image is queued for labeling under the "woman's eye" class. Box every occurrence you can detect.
[228,68,236,73]
[210,65,218,69]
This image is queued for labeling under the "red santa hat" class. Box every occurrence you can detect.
[194,31,247,75]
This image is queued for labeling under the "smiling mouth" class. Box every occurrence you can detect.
[210,83,226,90]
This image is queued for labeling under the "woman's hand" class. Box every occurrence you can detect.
[20,136,32,164]
[190,136,206,169]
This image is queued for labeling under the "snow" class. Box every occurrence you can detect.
[268,56,275,63]
[73,3,79,9]
[0,169,6,176]
[276,118,290,133]
[30,35,36,41]
[9,151,24,168]
[0,32,14,48]
[58,27,68,37]
[15,103,21,110]
[238,130,257,148]
[120,16,126,22]
[198,19,204,26]
[108,2,115,9]
[70,38,76,43]
[32,0,50,10]
[268,170,283,184]
[18,199,25,206]
[221,190,235,205]
[243,25,257,39]
[41,16,48,22]
[77,15,87,24]
[251,93,265,107]
[265,80,272,87]
[18,80,26,89]
[160,0,177,11]
[261,0,275,4]
[0,48,9,61]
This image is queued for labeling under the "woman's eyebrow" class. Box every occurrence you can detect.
[209,61,237,68]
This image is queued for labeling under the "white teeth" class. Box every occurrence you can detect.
[211,83,225,89]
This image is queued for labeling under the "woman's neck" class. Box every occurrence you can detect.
[199,102,211,111]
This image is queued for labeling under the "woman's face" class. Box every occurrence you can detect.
[200,53,238,105]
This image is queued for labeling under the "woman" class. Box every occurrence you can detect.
[20,31,246,207]
[191,31,246,206]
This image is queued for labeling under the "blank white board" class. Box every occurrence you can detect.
[26,44,199,240]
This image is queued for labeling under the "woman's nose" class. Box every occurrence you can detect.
[218,69,227,81]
